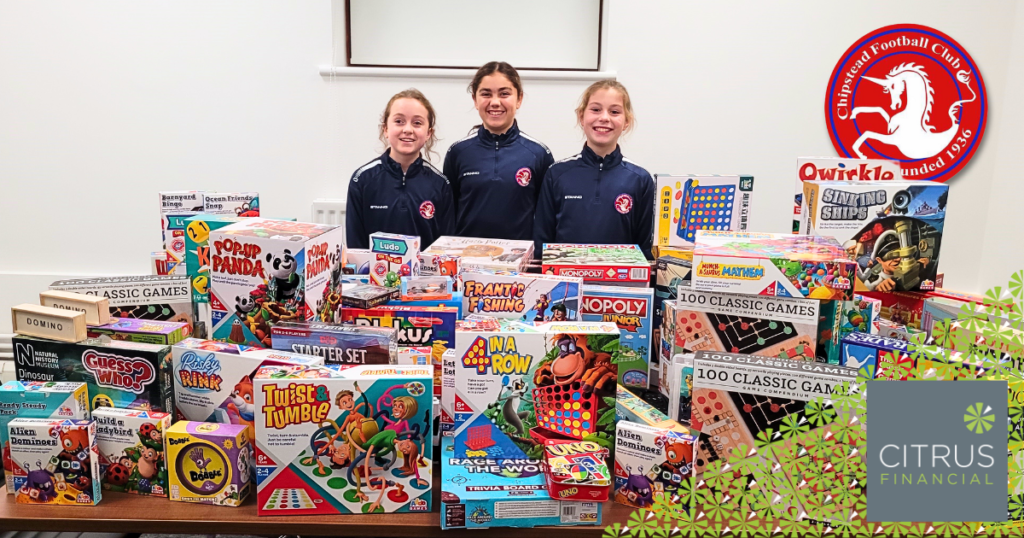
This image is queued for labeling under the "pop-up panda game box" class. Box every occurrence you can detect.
[208,218,345,348]
[93,407,172,497]
[8,418,101,505]
[461,271,582,322]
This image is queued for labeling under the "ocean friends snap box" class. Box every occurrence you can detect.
[8,418,101,505]
[461,271,582,321]
[208,218,345,348]
[166,420,252,506]
[93,407,171,497]
[254,364,433,515]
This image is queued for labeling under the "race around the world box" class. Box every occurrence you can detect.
[8,418,101,505]
[580,285,654,389]
[461,271,582,321]
[254,363,433,515]
[93,407,171,497]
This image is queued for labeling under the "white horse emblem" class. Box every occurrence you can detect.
[851,63,976,159]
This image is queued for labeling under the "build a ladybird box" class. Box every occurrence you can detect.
[613,420,694,512]
[1,381,89,493]
[800,180,948,292]
[166,421,251,506]
[542,244,650,287]
[50,275,194,337]
[8,418,101,505]
[692,231,857,300]
[270,322,397,365]
[93,407,171,496]
[13,336,173,413]
[655,174,754,248]
[421,236,533,273]
[793,157,901,233]
[581,285,654,389]
[254,364,433,515]
[209,218,345,348]
[87,318,188,346]
[461,271,582,322]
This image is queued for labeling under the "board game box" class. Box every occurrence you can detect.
[203,192,260,216]
[692,231,857,300]
[657,301,683,398]
[421,236,533,273]
[50,275,194,337]
[542,244,650,286]
[461,271,582,321]
[417,253,461,291]
[580,285,653,388]
[655,174,754,248]
[542,438,611,502]
[667,357,694,426]
[615,384,676,429]
[1,381,89,493]
[339,305,457,353]
[368,233,420,288]
[166,421,252,506]
[8,418,101,505]
[87,318,189,346]
[160,191,207,275]
[270,322,397,365]
[209,218,345,348]
[840,331,911,375]
[613,420,694,511]
[801,180,948,292]
[793,157,901,233]
[254,363,433,515]
[93,407,171,496]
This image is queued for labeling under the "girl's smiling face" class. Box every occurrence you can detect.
[580,88,628,155]
[393,399,406,418]
[386,98,432,160]
[474,73,522,134]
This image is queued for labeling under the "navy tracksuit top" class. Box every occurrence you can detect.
[533,144,655,259]
[443,121,554,241]
[345,151,455,250]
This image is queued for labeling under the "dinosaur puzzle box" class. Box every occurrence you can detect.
[254,364,433,515]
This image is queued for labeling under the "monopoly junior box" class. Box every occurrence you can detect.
[254,364,433,515]
[93,407,172,496]
[793,157,901,233]
[1,381,90,493]
[692,231,857,300]
[8,418,101,505]
[209,218,345,348]
[166,421,251,506]
[655,174,754,248]
[270,322,397,365]
[13,336,173,413]
[581,285,654,388]
[801,180,948,292]
[461,271,582,321]
[50,275,194,337]
[422,236,533,273]
[87,318,189,345]
[614,420,694,511]
[542,244,650,287]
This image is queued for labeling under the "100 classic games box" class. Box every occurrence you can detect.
[50,275,194,336]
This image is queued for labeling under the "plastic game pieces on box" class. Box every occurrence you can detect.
[421,236,533,273]
[93,407,171,497]
[50,275,195,337]
[8,418,101,505]
[253,363,433,515]
[614,420,694,511]
[541,244,651,287]
[87,317,189,346]
[369,232,420,288]
[543,439,611,502]
[270,322,398,365]
[461,271,582,321]
[792,157,901,233]
[692,231,857,300]
[655,174,754,248]
[166,421,252,506]
[581,285,654,389]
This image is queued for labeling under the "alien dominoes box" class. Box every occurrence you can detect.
[8,418,101,505]
[613,420,695,511]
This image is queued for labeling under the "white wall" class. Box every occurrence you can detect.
[1,0,1022,330]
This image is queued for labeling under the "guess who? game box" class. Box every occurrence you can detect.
[801,180,949,293]
[1,381,89,493]
[254,364,433,515]
[692,231,857,300]
[209,218,345,348]
[461,271,582,321]
[93,407,171,497]
[673,289,818,361]
[8,418,101,505]
[655,174,754,248]
[166,421,252,506]
[580,285,654,389]
[792,157,901,233]
[542,244,650,287]
[50,275,194,337]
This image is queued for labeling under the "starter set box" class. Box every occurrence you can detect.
[8,418,101,505]
[368,232,420,288]
[166,421,252,506]
[420,236,533,273]
[208,218,345,348]
[49,275,194,337]
[692,231,857,300]
[800,180,949,292]
[461,271,582,321]
[655,174,754,248]
[93,407,172,496]
[1,381,90,493]
[87,318,189,346]
[254,364,434,515]
[673,289,819,361]
[541,244,651,286]
[270,322,397,365]
[792,157,901,233]
[12,336,173,412]
[580,285,654,388]
[613,420,695,510]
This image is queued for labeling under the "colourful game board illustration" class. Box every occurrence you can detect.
[678,312,814,360]
[262,488,315,510]
[678,181,736,243]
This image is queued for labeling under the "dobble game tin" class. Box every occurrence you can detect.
[166,421,251,506]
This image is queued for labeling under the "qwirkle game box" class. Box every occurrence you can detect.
[793,157,901,233]
[542,244,650,286]
[655,174,754,248]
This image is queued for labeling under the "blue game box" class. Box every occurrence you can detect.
[581,285,654,389]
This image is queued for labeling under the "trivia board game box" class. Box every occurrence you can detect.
[793,157,901,233]
[254,363,433,515]
[209,218,345,348]
[581,285,654,389]
[270,322,397,365]
[87,318,188,346]
[166,421,251,506]
[613,420,695,511]
[368,233,420,288]
[461,271,582,321]
[8,418,101,505]
[93,407,171,496]
[1,381,89,493]
[13,336,173,413]
[801,180,948,292]
[655,174,754,248]
[50,275,194,337]
[673,289,818,361]
[422,236,533,272]
[692,231,857,300]
[542,244,650,287]
[203,192,259,216]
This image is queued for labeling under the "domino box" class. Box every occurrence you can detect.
[93,407,172,496]
[793,157,901,233]
[166,421,251,506]
[50,275,194,338]
[421,236,533,273]
[8,418,101,505]
[368,233,420,288]
[39,291,110,326]
[655,174,754,248]
[270,322,398,365]
[581,285,654,388]
[11,304,86,343]
[613,420,695,511]
[461,271,582,321]
[542,244,650,286]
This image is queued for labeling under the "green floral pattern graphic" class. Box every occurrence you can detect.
[965,402,996,434]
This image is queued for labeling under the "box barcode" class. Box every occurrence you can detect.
[563,506,577,517]
[630,268,649,281]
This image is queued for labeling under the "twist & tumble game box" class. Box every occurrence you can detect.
[542,244,650,287]
[270,322,398,365]
[209,218,345,348]
[692,231,857,300]
[254,364,433,515]
[8,418,101,505]
[655,174,754,248]
[613,420,695,511]
[50,275,194,337]
[93,407,171,496]
[461,271,582,321]
[580,285,654,389]
[166,421,252,506]
[793,157,901,233]
[1,381,89,493]
[421,236,533,273]
[800,180,948,292]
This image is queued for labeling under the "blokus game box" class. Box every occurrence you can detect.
[655,174,754,248]
[270,322,398,365]
[49,275,194,337]
[254,363,433,515]
[8,418,101,505]
[800,180,948,292]
[208,218,345,348]
[421,236,533,273]
[542,244,650,287]
[580,285,654,388]
[339,305,457,352]
[461,271,582,321]
[93,407,172,496]
[692,231,857,300]
[792,157,901,233]
[166,421,252,506]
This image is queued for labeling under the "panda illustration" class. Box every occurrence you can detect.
[235,294,257,319]
[329,243,343,289]
[266,248,300,301]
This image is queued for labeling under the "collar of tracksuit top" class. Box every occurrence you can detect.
[379,149,427,184]
[475,120,521,148]
[579,142,623,170]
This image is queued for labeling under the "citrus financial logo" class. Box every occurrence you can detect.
[963,402,994,434]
